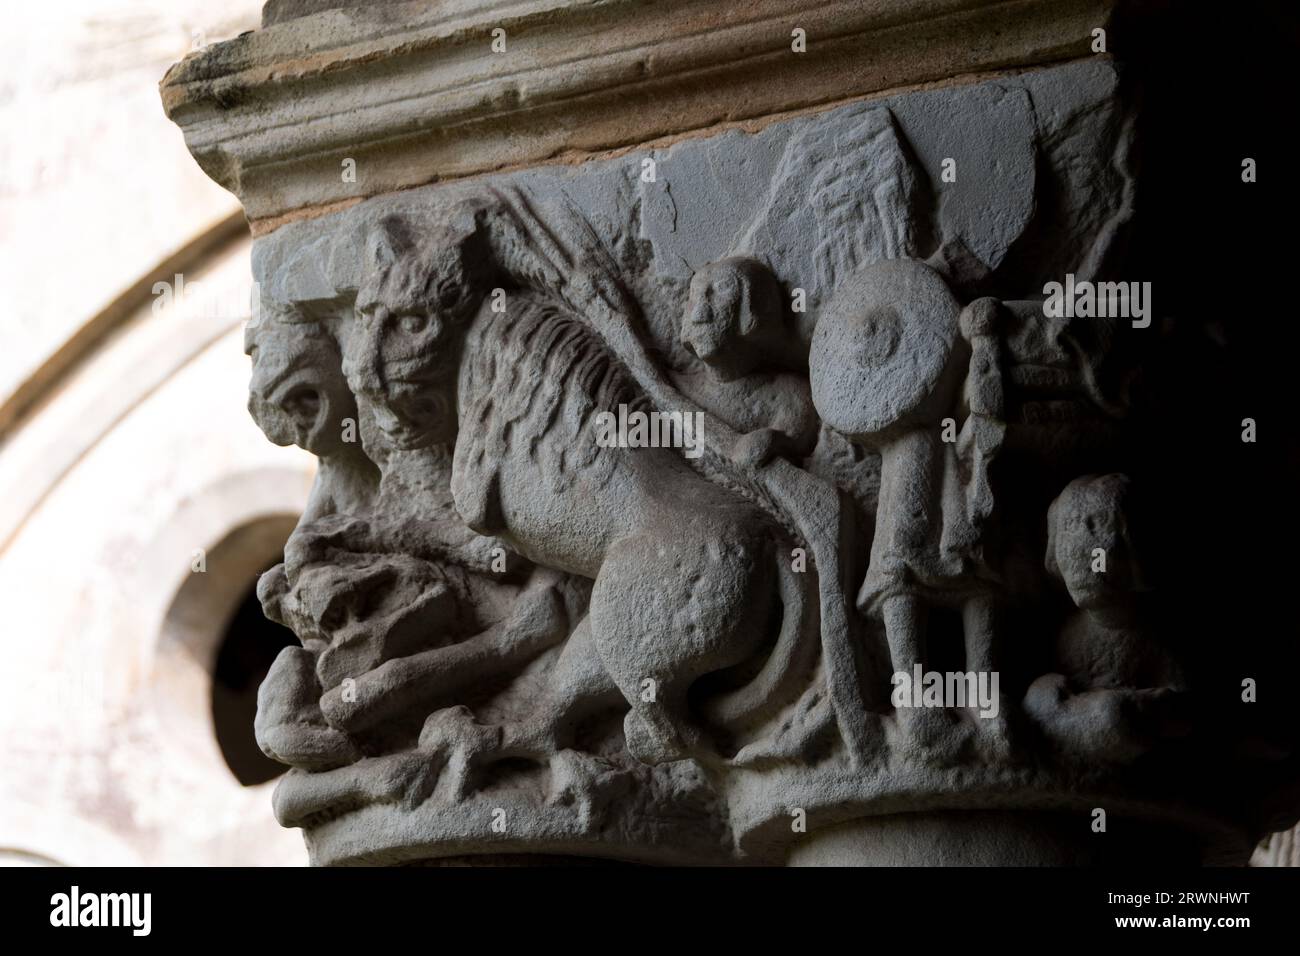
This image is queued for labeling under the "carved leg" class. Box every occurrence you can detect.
[963,593,1012,759]
[318,575,567,733]
[591,527,771,765]
[497,617,623,758]
[413,620,622,804]
[962,593,996,675]
[882,591,925,676]
[883,592,955,754]
[271,752,438,829]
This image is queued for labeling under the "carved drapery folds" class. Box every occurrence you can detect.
[221,55,1287,866]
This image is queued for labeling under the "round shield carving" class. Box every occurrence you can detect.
[809,258,962,441]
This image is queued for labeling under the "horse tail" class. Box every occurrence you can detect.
[700,543,819,730]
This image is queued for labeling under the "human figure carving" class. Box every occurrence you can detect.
[674,257,819,468]
[809,259,1009,748]
[1024,474,1188,761]
[341,202,816,767]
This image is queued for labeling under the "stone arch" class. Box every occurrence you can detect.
[143,468,312,788]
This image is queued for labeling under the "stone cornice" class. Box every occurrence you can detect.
[161,0,1112,227]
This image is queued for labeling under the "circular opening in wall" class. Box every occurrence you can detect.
[211,572,299,786]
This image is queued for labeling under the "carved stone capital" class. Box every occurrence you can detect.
[164,1,1297,865]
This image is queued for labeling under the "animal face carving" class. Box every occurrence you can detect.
[246,312,356,457]
[346,215,488,448]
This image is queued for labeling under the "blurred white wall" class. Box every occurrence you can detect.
[0,1,317,865]
[0,0,262,408]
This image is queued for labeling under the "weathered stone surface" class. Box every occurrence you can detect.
[161,4,1300,866]
[160,0,1115,226]
[638,60,1121,300]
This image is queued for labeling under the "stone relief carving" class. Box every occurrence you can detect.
[1024,473,1189,764]
[237,65,1280,865]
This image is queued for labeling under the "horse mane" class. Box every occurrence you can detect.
[458,297,651,494]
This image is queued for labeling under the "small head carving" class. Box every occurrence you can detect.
[345,211,490,448]
[272,519,465,689]
[1046,473,1149,610]
[959,297,1003,340]
[681,257,782,381]
[246,309,357,457]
